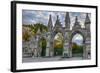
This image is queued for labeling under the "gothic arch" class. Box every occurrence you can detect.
[70,30,86,43]
[38,37,47,57]
[69,30,86,57]
[52,30,64,56]
[53,27,64,39]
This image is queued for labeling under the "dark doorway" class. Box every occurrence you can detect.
[39,37,47,57]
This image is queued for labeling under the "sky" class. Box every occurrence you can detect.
[72,33,83,45]
[22,10,91,29]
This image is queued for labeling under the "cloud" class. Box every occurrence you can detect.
[22,10,91,29]
[72,33,83,45]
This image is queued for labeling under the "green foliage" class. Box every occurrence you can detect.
[54,48,63,56]
[72,42,83,54]
[39,37,47,57]
[23,23,48,42]
[39,37,47,47]
[72,42,78,49]
[54,43,63,49]
[53,32,64,56]
[23,23,48,34]
[22,31,30,41]
[54,33,63,49]
[33,23,48,33]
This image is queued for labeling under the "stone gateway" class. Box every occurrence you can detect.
[23,12,91,59]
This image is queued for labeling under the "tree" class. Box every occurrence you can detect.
[22,30,30,41]
[35,23,48,33]
[72,42,83,54]
[23,23,48,36]
[72,42,78,49]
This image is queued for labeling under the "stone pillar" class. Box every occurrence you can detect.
[49,35,54,57]
[49,41,54,57]
[83,44,87,59]
[33,36,38,57]
[36,35,41,57]
[34,48,37,57]
[63,40,69,57]
[83,44,91,59]
[46,32,54,57]
[68,34,72,58]
[83,36,91,59]
[46,41,50,57]
[69,44,72,57]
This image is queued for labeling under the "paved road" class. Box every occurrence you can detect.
[22,56,90,63]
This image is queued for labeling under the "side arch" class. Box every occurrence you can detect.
[69,30,86,58]
[52,30,64,56]
[38,37,47,57]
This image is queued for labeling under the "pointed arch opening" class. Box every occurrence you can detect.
[71,31,85,57]
[53,32,64,56]
[39,37,47,57]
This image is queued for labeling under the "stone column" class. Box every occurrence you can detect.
[32,36,37,57]
[68,32,72,58]
[36,35,40,57]
[46,40,50,57]
[69,44,72,57]
[49,35,54,57]
[83,44,87,59]
[83,36,91,59]
[83,44,90,59]
[63,40,69,57]
[49,41,54,57]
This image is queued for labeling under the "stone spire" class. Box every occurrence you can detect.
[73,16,81,29]
[48,14,53,31]
[84,13,91,30]
[54,15,62,28]
[75,16,79,25]
[65,12,70,29]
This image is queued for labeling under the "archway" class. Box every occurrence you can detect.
[70,31,85,57]
[39,37,47,57]
[53,32,64,56]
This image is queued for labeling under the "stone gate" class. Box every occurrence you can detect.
[23,12,91,59]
